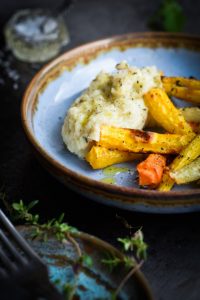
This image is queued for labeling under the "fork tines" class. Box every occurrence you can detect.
[0,209,64,300]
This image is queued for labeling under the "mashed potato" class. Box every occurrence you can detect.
[62,62,162,158]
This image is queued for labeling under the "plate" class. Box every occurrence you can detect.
[18,225,153,300]
[22,32,200,213]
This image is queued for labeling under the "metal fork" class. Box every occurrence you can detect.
[0,209,65,300]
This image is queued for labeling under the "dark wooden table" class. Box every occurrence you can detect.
[1,1,200,299]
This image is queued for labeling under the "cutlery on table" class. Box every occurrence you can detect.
[0,209,65,300]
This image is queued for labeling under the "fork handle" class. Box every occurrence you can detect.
[34,281,64,300]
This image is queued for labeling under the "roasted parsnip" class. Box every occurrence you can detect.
[144,88,194,135]
[86,146,143,169]
[99,125,194,154]
[170,156,200,184]
[158,135,200,191]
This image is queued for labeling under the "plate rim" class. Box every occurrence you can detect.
[21,32,200,206]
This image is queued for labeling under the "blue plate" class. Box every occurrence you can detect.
[22,32,200,213]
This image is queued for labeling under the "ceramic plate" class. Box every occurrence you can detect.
[22,32,200,213]
[18,226,153,300]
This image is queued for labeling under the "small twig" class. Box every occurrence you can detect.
[65,232,83,300]
[66,231,82,258]
[114,259,144,297]
[116,214,133,235]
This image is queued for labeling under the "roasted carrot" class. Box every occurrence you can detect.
[137,154,166,187]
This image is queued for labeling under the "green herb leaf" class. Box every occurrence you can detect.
[101,252,122,271]
[12,200,78,241]
[118,237,133,251]
[118,229,148,261]
[12,203,21,211]
[123,256,135,268]
[12,200,39,225]
[62,283,75,298]
[149,0,185,32]
[80,254,93,268]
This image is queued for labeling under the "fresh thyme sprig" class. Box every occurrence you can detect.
[11,200,92,300]
[11,200,148,300]
[118,229,148,261]
[12,200,78,241]
[101,253,122,272]
[12,200,39,224]
[102,226,148,299]
[102,229,148,268]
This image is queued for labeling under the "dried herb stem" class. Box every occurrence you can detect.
[114,259,144,297]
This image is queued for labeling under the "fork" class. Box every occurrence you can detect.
[0,209,65,300]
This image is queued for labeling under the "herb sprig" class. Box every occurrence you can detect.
[118,229,148,260]
[149,0,185,32]
[11,200,148,300]
[11,200,91,300]
[12,200,78,241]
[102,228,148,299]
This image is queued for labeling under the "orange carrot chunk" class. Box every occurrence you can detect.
[137,154,166,187]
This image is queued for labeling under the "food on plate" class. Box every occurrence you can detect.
[162,76,200,89]
[170,156,200,184]
[163,76,200,104]
[62,62,162,158]
[137,154,166,187]
[157,171,175,192]
[158,135,200,191]
[179,107,200,123]
[144,88,194,135]
[86,146,143,169]
[180,107,200,133]
[98,125,194,154]
[146,106,200,130]
[62,61,200,190]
